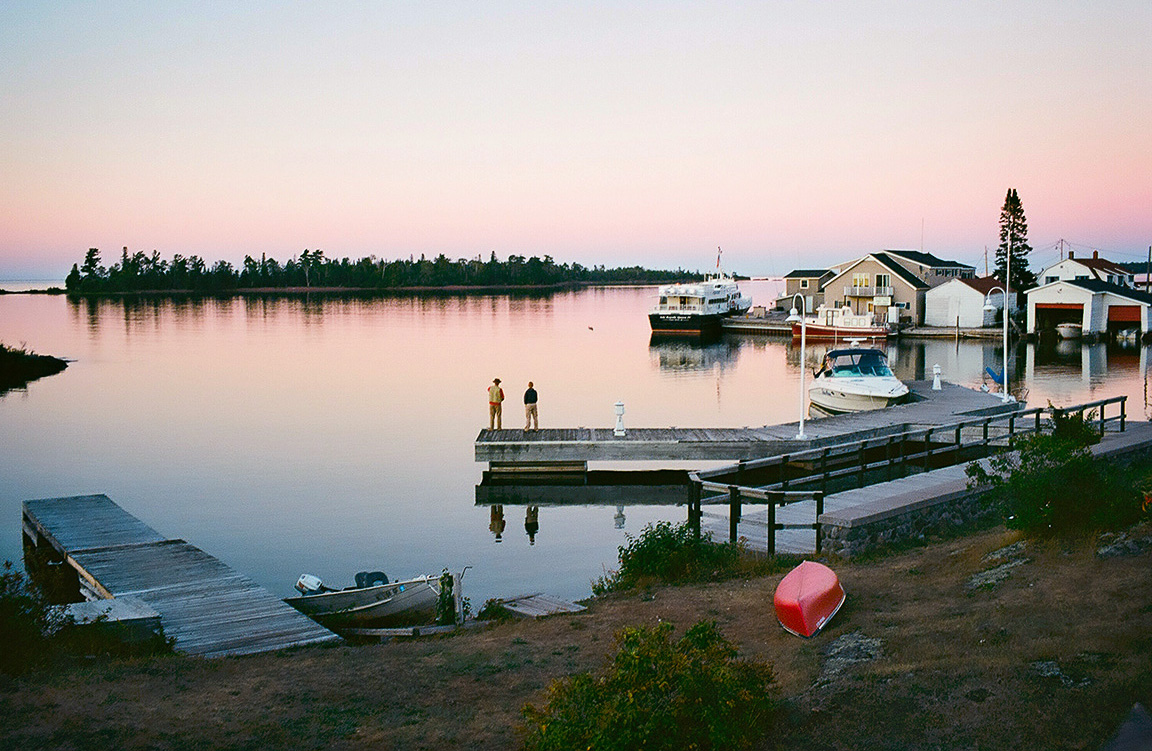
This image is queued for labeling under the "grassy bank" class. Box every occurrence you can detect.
[2,522,1149,749]
[0,343,67,394]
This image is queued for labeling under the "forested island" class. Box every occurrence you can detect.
[64,247,707,294]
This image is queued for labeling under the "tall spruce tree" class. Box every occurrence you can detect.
[996,188,1036,291]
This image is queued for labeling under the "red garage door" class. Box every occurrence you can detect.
[1108,305,1141,323]
[1035,303,1083,310]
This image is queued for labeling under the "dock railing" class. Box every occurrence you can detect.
[686,395,1126,555]
[695,395,1126,496]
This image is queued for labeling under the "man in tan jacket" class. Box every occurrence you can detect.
[487,378,504,430]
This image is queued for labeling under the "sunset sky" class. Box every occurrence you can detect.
[2,2,1150,280]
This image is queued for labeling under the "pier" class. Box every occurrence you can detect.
[475,381,1022,466]
[22,494,339,657]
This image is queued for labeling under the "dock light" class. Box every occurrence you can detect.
[785,293,807,439]
[614,401,626,436]
[983,286,1013,403]
[932,363,942,390]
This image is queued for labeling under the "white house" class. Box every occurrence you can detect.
[924,277,1016,328]
[1037,250,1135,287]
[1026,278,1152,335]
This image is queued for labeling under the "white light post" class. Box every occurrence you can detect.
[785,293,808,439]
[983,286,1011,402]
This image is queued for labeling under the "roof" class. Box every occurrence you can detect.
[1064,278,1152,305]
[869,253,931,289]
[957,276,1009,295]
[884,249,975,270]
[1074,257,1131,277]
[784,269,834,279]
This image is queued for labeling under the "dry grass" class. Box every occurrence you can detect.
[2,523,1149,750]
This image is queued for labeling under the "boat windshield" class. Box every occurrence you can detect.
[825,351,894,378]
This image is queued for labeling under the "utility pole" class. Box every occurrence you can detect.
[984,246,989,276]
[1146,245,1150,292]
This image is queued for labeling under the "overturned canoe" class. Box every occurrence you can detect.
[773,560,845,638]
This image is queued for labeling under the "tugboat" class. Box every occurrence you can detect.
[648,248,751,334]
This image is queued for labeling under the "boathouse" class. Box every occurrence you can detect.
[1025,279,1152,336]
[923,276,1016,328]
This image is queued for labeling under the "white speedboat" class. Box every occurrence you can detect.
[1056,322,1083,340]
[649,272,751,334]
[808,347,909,415]
[284,571,440,628]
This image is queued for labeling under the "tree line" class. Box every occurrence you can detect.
[64,247,704,294]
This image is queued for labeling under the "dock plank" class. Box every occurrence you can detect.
[23,495,339,658]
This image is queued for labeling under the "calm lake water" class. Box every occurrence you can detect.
[2,281,1149,604]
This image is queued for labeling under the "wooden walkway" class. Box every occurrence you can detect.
[476,381,1022,464]
[22,494,339,658]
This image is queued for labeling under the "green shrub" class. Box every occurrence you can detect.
[520,620,778,751]
[592,521,743,595]
[0,561,67,674]
[967,411,1146,535]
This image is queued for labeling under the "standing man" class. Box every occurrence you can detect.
[524,381,538,431]
[488,378,504,430]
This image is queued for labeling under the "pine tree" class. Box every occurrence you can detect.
[996,188,1037,291]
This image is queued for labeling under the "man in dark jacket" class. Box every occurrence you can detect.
[523,381,538,430]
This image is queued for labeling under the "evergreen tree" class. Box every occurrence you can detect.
[996,188,1036,291]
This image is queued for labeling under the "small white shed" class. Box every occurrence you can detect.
[924,277,1014,328]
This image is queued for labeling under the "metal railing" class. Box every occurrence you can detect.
[685,395,1126,556]
[843,285,894,297]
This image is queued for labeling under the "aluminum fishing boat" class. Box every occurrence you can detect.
[808,346,909,415]
[284,571,440,628]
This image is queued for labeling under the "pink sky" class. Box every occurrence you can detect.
[2,2,1150,279]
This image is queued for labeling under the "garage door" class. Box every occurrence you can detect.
[1108,305,1141,323]
[1035,303,1083,311]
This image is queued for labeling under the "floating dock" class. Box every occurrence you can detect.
[475,381,1021,465]
[22,494,339,657]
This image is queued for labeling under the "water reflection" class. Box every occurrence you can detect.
[648,333,743,372]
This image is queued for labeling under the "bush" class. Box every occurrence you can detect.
[0,561,67,674]
[520,620,778,751]
[966,411,1146,535]
[592,521,743,595]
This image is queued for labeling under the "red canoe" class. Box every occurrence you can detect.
[773,560,846,638]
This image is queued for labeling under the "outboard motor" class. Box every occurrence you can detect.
[295,574,325,595]
[355,571,389,589]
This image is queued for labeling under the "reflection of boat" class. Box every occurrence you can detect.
[284,572,440,628]
[774,560,845,638]
[1056,323,1083,339]
[649,270,752,334]
[808,347,909,415]
[792,305,890,340]
[1117,328,1139,346]
[648,335,739,371]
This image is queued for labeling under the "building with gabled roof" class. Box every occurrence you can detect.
[777,268,835,312]
[1037,250,1135,288]
[924,276,1017,328]
[1026,278,1152,336]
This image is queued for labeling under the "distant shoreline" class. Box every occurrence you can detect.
[4,280,680,297]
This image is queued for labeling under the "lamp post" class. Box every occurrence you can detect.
[983,286,1011,402]
[785,293,808,439]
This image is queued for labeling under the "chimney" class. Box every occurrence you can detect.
[1068,250,1074,259]
[1093,250,1099,259]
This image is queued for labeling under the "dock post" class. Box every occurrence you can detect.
[688,479,701,538]
[857,442,866,488]
[820,448,829,495]
[886,436,894,482]
[780,455,790,490]
[1121,397,1127,432]
[923,428,932,472]
[815,492,824,554]
[767,495,776,557]
[728,486,741,543]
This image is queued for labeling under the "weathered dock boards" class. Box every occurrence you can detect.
[499,593,587,618]
[22,494,339,657]
[476,381,1022,464]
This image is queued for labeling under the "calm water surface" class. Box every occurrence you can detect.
[2,281,1149,603]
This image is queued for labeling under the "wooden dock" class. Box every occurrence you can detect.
[22,494,340,658]
[475,381,1022,464]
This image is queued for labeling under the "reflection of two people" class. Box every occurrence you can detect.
[490,504,541,545]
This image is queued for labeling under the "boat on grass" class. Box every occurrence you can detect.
[792,305,890,341]
[773,560,845,638]
[284,571,440,629]
[808,346,909,416]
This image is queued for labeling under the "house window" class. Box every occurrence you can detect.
[875,274,890,291]
[1045,276,1059,284]
[852,273,869,288]
[800,279,809,289]
[1075,275,1089,280]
